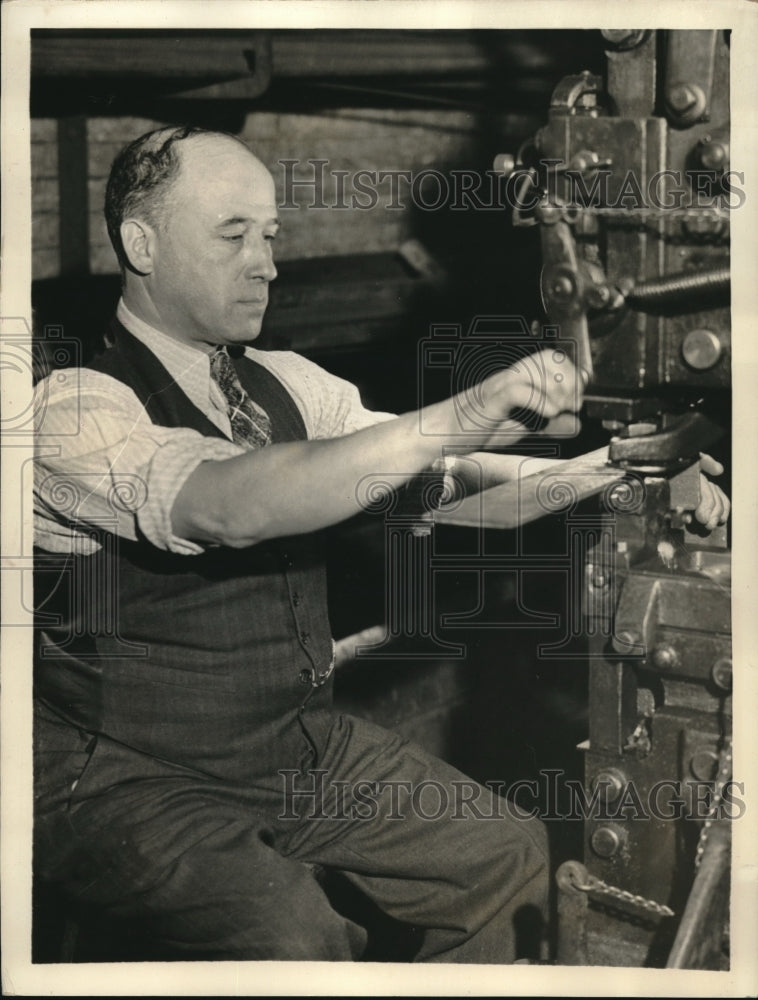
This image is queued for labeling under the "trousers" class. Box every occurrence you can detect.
[35,704,549,963]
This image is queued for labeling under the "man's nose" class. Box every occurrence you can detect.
[245,237,277,282]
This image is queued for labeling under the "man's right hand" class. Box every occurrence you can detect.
[450,347,585,450]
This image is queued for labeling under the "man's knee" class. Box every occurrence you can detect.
[520,812,550,872]
[503,810,550,889]
[462,803,549,913]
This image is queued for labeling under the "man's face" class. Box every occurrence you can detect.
[143,135,279,349]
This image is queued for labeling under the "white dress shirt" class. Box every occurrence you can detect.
[34,299,395,556]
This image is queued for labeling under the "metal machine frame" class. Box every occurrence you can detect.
[506,29,733,968]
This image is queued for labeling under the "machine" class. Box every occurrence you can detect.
[432,28,733,967]
[505,29,733,968]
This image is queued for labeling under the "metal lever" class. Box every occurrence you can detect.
[555,861,590,965]
[608,412,724,468]
[537,210,595,382]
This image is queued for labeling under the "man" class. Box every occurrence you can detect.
[33,125,730,963]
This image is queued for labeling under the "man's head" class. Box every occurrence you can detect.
[105,126,279,349]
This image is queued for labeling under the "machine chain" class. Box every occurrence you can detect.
[694,736,733,870]
[570,871,675,919]
[523,194,731,244]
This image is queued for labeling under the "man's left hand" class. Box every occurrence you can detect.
[693,453,730,530]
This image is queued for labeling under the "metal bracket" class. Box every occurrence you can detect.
[608,411,723,467]
[549,71,604,116]
[664,30,718,127]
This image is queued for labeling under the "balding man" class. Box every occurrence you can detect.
[33,126,728,963]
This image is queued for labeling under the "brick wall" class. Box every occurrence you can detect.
[32,107,533,279]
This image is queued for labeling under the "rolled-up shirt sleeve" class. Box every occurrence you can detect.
[139,433,244,554]
[34,368,244,555]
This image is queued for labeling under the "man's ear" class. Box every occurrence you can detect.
[120,218,157,275]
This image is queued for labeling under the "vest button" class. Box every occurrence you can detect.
[300,630,310,645]
[292,592,301,606]
[298,668,312,685]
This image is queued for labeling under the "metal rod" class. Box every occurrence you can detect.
[666,822,730,969]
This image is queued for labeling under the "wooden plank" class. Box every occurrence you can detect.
[32,31,263,80]
[433,448,624,530]
[269,31,490,78]
[31,30,491,81]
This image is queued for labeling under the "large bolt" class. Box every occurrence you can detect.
[613,628,641,654]
[569,149,600,172]
[608,485,627,507]
[668,84,697,112]
[651,644,679,672]
[492,153,516,178]
[586,284,611,309]
[549,275,574,301]
[601,29,648,50]
[682,328,722,371]
[711,657,732,692]
[690,747,719,781]
[590,826,626,858]
[592,768,626,803]
[699,138,729,172]
[666,83,707,123]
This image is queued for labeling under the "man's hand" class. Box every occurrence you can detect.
[455,348,584,449]
[693,453,730,530]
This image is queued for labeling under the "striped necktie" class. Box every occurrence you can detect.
[210,347,272,449]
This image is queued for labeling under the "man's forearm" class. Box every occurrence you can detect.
[171,403,458,547]
[444,452,566,496]
[171,348,583,548]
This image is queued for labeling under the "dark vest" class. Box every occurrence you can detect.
[34,319,336,782]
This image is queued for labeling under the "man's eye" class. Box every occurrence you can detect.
[223,234,244,242]
[264,233,277,242]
